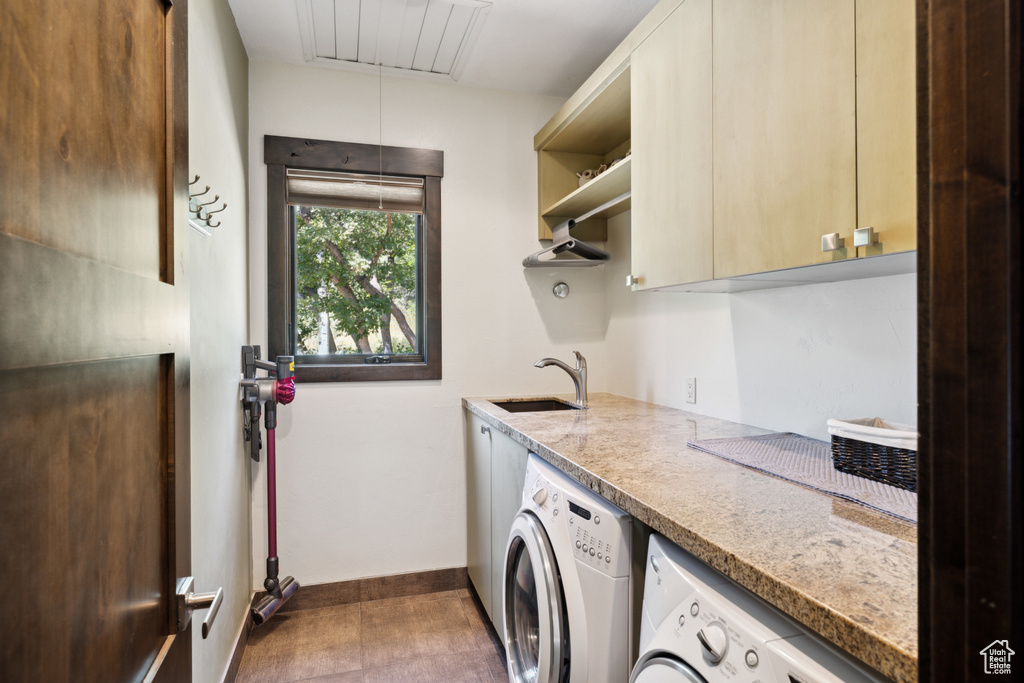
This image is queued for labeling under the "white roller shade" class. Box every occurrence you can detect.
[286,168,424,213]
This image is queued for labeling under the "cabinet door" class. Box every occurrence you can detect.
[713,0,857,278]
[489,431,530,639]
[465,412,492,618]
[630,0,713,289]
[856,0,916,255]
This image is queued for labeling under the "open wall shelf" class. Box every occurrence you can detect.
[541,156,631,220]
[535,65,631,241]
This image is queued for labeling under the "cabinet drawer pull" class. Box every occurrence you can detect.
[821,233,846,252]
[854,227,878,247]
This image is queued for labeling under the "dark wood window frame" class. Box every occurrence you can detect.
[265,135,443,382]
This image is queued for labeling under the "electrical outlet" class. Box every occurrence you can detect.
[685,377,696,404]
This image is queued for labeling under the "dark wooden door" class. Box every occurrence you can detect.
[918,0,1023,680]
[0,0,191,681]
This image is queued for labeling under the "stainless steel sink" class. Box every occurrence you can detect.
[491,398,581,413]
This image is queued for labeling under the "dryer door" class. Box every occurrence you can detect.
[504,510,569,683]
[630,654,708,683]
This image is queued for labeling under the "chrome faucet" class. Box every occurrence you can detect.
[534,351,588,408]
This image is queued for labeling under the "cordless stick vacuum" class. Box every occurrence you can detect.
[241,345,300,625]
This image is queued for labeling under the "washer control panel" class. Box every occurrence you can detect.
[636,535,888,683]
[569,500,621,576]
[675,593,774,681]
[524,454,631,578]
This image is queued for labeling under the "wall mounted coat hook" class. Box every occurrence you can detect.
[186,174,230,236]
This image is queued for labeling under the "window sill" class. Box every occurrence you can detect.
[295,361,441,383]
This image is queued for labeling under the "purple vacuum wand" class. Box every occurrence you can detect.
[241,345,299,624]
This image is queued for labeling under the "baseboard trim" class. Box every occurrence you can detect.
[249,566,470,616]
[220,600,254,683]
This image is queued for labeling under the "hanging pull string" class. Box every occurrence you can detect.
[378,61,383,210]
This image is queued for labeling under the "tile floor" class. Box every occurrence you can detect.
[235,589,508,682]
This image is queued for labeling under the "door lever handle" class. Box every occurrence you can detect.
[176,576,224,639]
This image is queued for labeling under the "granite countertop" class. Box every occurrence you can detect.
[463,393,917,682]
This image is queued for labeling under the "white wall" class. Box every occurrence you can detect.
[188,1,250,681]
[602,211,917,440]
[248,61,608,586]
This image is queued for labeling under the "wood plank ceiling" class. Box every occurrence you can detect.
[297,0,492,79]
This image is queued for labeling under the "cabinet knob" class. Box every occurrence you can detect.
[821,233,845,252]
[480,425,491,435]
[626,274,639,287]
[854,226,878,247]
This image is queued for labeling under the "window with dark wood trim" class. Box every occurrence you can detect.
[265,135,443,382]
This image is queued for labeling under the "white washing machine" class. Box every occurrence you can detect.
[503,453,632,683]
[632,535,888,683]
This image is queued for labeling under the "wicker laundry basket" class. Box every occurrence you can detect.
[826,418,919,492]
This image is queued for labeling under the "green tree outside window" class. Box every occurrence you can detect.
[294,206,420,356]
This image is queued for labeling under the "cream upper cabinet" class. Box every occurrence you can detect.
[713,0,858,279]
[856,0,917,256]
[534,0,915,290]
[630,0,713,290]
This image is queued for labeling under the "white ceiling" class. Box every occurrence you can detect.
[226,0,661,97]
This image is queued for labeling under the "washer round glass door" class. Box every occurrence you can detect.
[630,653,708,683]
[504,510,568,683]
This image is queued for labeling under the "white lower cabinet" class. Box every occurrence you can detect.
[465,412,493,619]
[465,410,530,638]
[489,427,530,640]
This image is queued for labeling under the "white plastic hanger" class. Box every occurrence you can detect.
[522,191,629,267]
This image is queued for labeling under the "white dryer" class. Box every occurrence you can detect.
[632,535,887,683]
[503,453,632,683]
